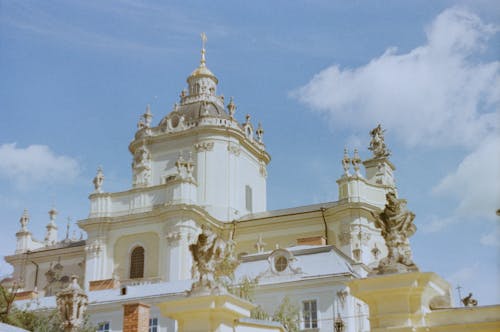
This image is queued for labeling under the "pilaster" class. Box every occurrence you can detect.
[162,224,197,282]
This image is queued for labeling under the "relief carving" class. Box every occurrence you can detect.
[227,143,241,156]
[194,141,214,152]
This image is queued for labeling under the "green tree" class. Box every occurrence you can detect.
[227,276,259,302]
[272,296,300,332]
[251,305,270,321]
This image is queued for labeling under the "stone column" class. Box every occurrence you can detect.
[123,302,150,332]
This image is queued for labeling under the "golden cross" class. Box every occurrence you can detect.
[201,32,207,49]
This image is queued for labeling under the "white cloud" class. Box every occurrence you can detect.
[0,143,80,189]
[420,215,459,233]
[448,264,479,287]
[480,226,500,247]
[432,135,500,219]
[292,7,499,148]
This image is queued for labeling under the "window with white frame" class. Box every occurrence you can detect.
[97,321,110,332]
[149,317,158,332]
[302,299,318,329]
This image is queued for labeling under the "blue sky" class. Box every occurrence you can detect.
[1,1,499,305]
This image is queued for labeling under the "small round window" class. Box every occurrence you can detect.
[274,256,288,272]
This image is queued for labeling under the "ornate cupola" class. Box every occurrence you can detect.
[170,32,228,123]
[186,32,219,96]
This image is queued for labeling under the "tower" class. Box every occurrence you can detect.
[81,33,270,286]
[127,32,270,221]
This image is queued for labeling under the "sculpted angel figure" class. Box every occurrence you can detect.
[371,191,418,274]
[369,124,391,158]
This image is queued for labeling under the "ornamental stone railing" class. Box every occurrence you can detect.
[88,180,197,218]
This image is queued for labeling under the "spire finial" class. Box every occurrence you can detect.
[66,217,71,240]
[342,147,351,176]
[352,148,361,176]
[200,32,207,66]
[48,206,58,224]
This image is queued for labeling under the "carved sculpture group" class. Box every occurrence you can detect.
[371,191,419,274]
[188,225,238,295]
[368,124,391,158]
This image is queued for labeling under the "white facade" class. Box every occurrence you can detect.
[3,43,408,332]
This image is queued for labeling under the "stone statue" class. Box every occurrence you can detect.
[19,209,30,232]
[462,293,478,307]
[369,124,390,158]
[56,275,88,332]
[189,225,238,295]
[132,146,151,187]
[93,167,104,193]
[370,191,418,274]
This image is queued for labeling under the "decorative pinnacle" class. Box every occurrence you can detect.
[143,104,152,127]
[200,32,207,66]
[66,217,71,240]
[227,97,236,119]
[342,147,351,176]
[48,206,58,224]
[352,148,361,175]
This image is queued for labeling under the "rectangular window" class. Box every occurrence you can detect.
[149,317,158,332]
[245,185,253,212]
[303,300,318,328]
[97,322,110,332]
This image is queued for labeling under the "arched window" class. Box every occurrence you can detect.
[130,246,144,279]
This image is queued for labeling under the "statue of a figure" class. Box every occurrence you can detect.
[369,124,391,158]
[92,167,104,193]
[132,147,151,187]
[189,225,238,295]
[462,293,478,307]
[370,191,418,274]
[133,147,150,169]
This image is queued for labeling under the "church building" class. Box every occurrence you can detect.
[4,36,406,332]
